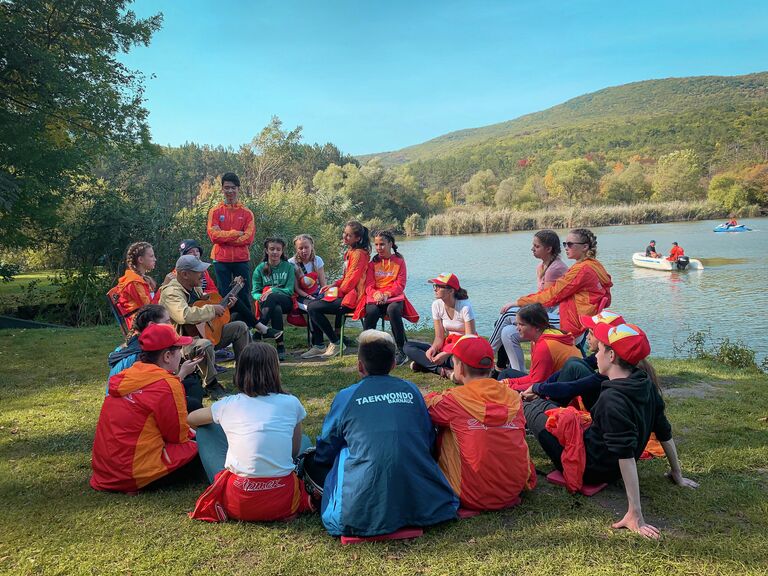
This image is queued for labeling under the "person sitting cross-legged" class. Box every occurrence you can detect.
[424,335,536,511]
[187,342,312,523]
[90,324,205,493]
[312,329,459,537]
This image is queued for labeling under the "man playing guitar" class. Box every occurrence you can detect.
[159,254,249,399]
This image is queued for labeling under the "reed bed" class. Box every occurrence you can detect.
[424,201,728,235]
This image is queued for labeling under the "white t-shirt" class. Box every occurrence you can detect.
[431,299,475,335]
[211,392,307,478]
[288,255,324,274]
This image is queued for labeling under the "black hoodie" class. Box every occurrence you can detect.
[583,368,672,482]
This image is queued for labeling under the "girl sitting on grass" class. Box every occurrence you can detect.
[498,303,580,391]
[403,273,476,380]
[523,322,698,539]
[188,342,312,523]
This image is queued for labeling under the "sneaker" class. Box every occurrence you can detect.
[263,328,284,340]
[215,348,235,361]
[215,364,228,374]
[277,345,286,362]
[301,345,327,359]
[251,330,263,341]
[410,361,429,373]
[322,341,344,358]
[395,350,408,366]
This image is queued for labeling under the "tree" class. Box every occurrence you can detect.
[651,149,705,201]
[600,161,652,204]
[707,165,768,212]
[543,159,600,205]
[460,169,498,206]
[0,0,162,247]
[495,176,541,210]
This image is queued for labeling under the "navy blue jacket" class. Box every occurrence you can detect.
[314,374,458,536]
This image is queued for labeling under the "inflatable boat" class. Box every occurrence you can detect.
[714,223,751,233]
[632,253,704,271]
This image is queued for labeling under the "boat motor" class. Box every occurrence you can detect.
[676,256,690,270]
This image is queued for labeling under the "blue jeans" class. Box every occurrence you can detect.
[196,423,312,484]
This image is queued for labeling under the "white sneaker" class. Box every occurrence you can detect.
[322,342,344,358]
[301,345,327,359]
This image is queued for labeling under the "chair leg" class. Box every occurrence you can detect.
[339,316,346,357]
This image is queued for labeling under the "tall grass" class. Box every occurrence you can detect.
[424,201,729,235]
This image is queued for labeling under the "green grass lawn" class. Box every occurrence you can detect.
[1,325,767,575]
[0,271,61,310]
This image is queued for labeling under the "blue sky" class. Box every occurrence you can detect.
[122,0,768,155]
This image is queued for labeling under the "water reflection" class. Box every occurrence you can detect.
[399,218,767,361]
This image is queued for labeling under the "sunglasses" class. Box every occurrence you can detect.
[432,284,449,290]
[563,241,588,248]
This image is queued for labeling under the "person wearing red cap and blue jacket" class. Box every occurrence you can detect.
[425,334,536,511]
[523,322,699,539]
[90,324,205,493]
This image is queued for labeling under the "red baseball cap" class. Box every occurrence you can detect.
[322,286,340,302]
[428,273,461,291]
[139,324,193,352]
[451,334,494,370]
[579,309,625,330]
[592,322,651,365]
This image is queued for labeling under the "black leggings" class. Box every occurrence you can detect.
[212,261,257,328]
[402,341,453,375]
[259,291,292,343]
[307,297,351,346]
[363,301,406,349]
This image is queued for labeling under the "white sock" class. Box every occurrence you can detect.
[255,322,269,334]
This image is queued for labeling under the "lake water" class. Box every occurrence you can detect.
[397,217,768,362]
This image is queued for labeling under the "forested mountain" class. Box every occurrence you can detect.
[361,73,768,191]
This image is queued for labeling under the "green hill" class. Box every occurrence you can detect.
[360,72,768,191]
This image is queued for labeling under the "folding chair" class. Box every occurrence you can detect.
[105,288,131,337]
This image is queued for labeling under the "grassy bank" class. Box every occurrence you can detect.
[1,325,767,575]
[423,201,748,235]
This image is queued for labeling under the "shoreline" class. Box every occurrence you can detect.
[422,201,760,236]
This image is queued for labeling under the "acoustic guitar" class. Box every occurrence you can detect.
[185,276,244,345]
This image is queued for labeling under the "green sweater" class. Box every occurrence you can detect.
[251,260,295,301]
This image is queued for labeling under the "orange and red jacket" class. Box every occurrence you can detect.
[206,201,255,263]
[90,362,197,493]
[517,258,613,337]
[334,248,370,316]
[544,406,593,493]
[353,253,420,323]
[666,245,685,261]
[425,378,536,511]
[113,269,158,330]
[504,329,581,391]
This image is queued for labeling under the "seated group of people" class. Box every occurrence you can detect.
[645,239,685,261]
[94,201,699,539]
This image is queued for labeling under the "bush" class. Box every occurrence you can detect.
[674,329,761,372]
[0,261,21,283]
[403,213,424,236]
